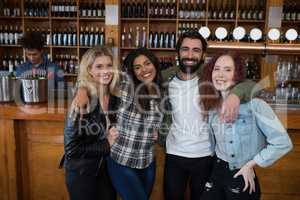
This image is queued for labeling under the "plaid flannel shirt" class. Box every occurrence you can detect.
[110,73,163,169]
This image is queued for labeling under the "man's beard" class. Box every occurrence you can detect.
[178,57,204,74]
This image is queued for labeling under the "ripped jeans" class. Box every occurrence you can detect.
[201,157,261,200]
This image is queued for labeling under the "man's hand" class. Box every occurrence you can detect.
[219,94,240,123]
[107,127,119,147]
[70,87,90,120]
[233,160,257,194]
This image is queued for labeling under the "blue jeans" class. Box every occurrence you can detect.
[106,156,156,200]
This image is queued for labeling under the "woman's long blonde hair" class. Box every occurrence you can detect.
[77,46,120,97]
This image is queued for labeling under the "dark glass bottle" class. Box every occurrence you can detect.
[136,2,142,18]
[121,0,126,17]
[258,0,264,20]
[141,1,147,18]
[149,31,153,48]
[170,0,176,18]
[126,1,132,18]
[154,0,159,17]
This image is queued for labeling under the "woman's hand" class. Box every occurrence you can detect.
[107,127,119,147]
[70,87,90,120]
[233,160,257,194]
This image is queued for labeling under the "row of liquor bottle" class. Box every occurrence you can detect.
[24,0,49,17]
[121,0,264,20]
[121,26,176,48]
[51,26,105,47]
[282,2,300,21]
[1,55,24,72]
[121,0,148,18]
[54,54,79,74]
[0,25,22,45]
[0,25,105,47]
[0,0,105,18]
[1,4,21,17]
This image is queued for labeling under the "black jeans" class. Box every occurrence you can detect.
[65,162,116,200]
[201,157,261,200]
[164,154,213,200]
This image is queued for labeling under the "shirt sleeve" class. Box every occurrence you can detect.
[231,79,259,102]
[252,99,293,167]
[119,71,134,106]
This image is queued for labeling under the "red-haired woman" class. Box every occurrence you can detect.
[199,52,293,200]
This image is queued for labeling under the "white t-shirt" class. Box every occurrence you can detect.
[166,76,214,158]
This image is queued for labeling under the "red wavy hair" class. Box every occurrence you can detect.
[199,52,246,118]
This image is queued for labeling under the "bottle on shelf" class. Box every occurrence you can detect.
[135,26,140,47]
[170,0,177,18]
[257,0,265,20]
[149,31,153,48]
[99,27,105,46]
[80,2,87,17]
[297,3,300,21]
[101,1,105,17]
[154,0,159,18]
[84,26,89,46]
[142,26,147,47]
[0,25,22,45]
[121,27,126,47]
[2,1,21,17]
[128,27,133,47]
[79,26,84,46]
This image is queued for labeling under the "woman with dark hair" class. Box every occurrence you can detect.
[71,47,163,200]
[199,52,293,200]
[106,47,163,200]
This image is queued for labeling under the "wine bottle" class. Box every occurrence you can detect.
[99,27,105,46]
[170,0,176,18]
[149,31,153,48]
[84,26,89,46]
[121,27,126,47]
[142,26,146,47]
[154,31,159,48]
[159,32,164,48]
[135,26,140,47]
[128,27,133,47]
[179,0,184,18]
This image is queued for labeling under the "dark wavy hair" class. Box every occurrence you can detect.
[122,47,162,111]
[199,52,246,118]
[176,30,208,54]
[20,32,45,50]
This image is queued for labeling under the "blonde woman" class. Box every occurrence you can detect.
[61,47,119,200]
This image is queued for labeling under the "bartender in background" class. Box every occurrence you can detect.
[16,31,64,88]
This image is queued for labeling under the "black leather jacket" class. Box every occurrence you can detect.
[60,95,120,176]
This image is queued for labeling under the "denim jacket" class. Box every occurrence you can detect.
[209,98,293,170]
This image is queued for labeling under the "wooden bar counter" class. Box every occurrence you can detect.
[0,102,300,200]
